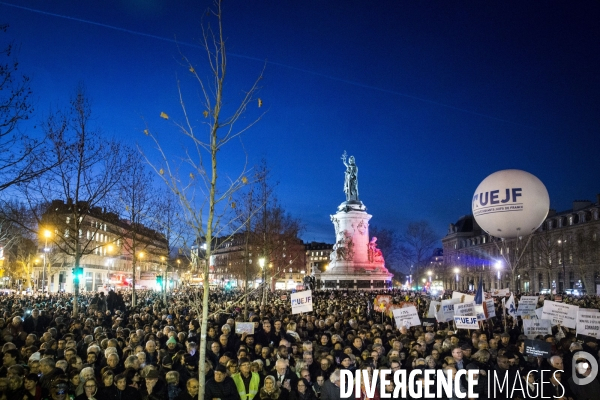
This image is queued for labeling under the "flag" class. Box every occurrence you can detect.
[474,275,483,305]
[504,294,517,318]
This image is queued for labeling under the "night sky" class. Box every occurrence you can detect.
[2,0,599,245]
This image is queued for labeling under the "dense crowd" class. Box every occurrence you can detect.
[0,286,599,400]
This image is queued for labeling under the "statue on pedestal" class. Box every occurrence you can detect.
[368,237,384,264]
[342,151,359,202]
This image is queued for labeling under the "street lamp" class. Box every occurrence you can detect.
[495,261,502,289]
[558,239,566,292]
[43,230,51,293]
[259,257,266,305]
[454,268,459,290]
[428,271,432,282]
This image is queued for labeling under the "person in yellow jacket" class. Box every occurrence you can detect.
[232,358,262,400]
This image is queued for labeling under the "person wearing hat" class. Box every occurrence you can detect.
[139,368,167,400]
[166,336,180,357]
[460,343,473,363]
[232,357,261,400]
[205,364,240,400]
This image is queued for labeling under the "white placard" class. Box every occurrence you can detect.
[475,304,486,321]
[452,291,475,303]
[454,301,476,317]
[577,309,600,338]
[523,319,552,339]
[438,298,461,322]
[427,301,440,318]
[517,296,539,317]
[393,306,421,328]
[491,288,510,297]
[535,308,543,320]
[485,298,496,319]
[235,322,255,335]
[454,316,478,329]
[291,290,313,314]
[541,300,578,329]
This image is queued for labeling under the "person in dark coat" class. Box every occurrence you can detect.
[204,365,241,400]
[289,378,317,400]
[139,369,167,400]
[174,377,199,400]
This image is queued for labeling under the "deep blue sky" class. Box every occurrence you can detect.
[2,0,599,245]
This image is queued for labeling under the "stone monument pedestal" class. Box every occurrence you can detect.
[316,200,392,290]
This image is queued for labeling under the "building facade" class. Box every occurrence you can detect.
[194,233,307,289]
[35,200,168,293]
[441,196,600,294]
[305,242,334,273]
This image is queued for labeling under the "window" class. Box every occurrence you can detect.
[569,216,574,225]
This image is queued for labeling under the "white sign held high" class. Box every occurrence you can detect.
[577,309,600,338]
[454,316,478,329]
[541,300,578,329]
[517,296,539,317]
[393,306,421,328]
[523,319,552,339]
[291,290,313,314]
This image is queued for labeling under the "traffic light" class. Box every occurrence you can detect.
[72,267,84,284]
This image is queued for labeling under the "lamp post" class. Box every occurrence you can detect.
[558,239,566,293]
[495,261,502,289]
[454,268,459,291]
[428,271,432,282]
[259,257,266,305]
[42,230,51,293]
[161,256,167,304]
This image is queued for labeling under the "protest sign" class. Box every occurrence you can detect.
[475,305,486,321]
[523,319,552,339]
[535,308,543,320]
[452,291,475,303]
[291,290,313,314]
[542,300,578,329]
[454,301,475,317]
[517,296,539,317]
[525,339,552,358]
[454,316,478,329]
[427,301,440,318]
[374,295,392,309]
[577,309,600,338]
[491,288,510,297]
[393,306,421,328]
[235,322,255,335]
[437,298,461,322]
[422,318,436,327]
[484,298,496,319]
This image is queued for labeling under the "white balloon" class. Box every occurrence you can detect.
[472,169,549,238]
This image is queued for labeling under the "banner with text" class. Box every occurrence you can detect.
[393,306,421,328]
[491,288,510,297]
[541,300,578,329]
[485,298,496,319]
[577,309,600,338]
[438,298,461,322]
[427,301,440,319]
[523,319,552,339]
[454,301,476,317]
[291,290,313,314]
[517,296,539,317]
[454,316,478,329]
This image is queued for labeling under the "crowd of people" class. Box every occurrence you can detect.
[0,286,598,400]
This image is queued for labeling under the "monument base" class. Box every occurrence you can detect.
[315,267,392,291]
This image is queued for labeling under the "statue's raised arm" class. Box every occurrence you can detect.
[341,151,359,202]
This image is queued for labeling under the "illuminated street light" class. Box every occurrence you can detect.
[454,268,459,290]
[428,270,432,282]
[495,261,502,289]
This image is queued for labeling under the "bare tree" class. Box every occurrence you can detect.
[531,230,560,290]
[0,25,57,192]
[154,188,186,303]
[23,86,130,314]
[118,155,166,306]
[141,1,264,397]
[400,220,439,275]
[573,228,599,292]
